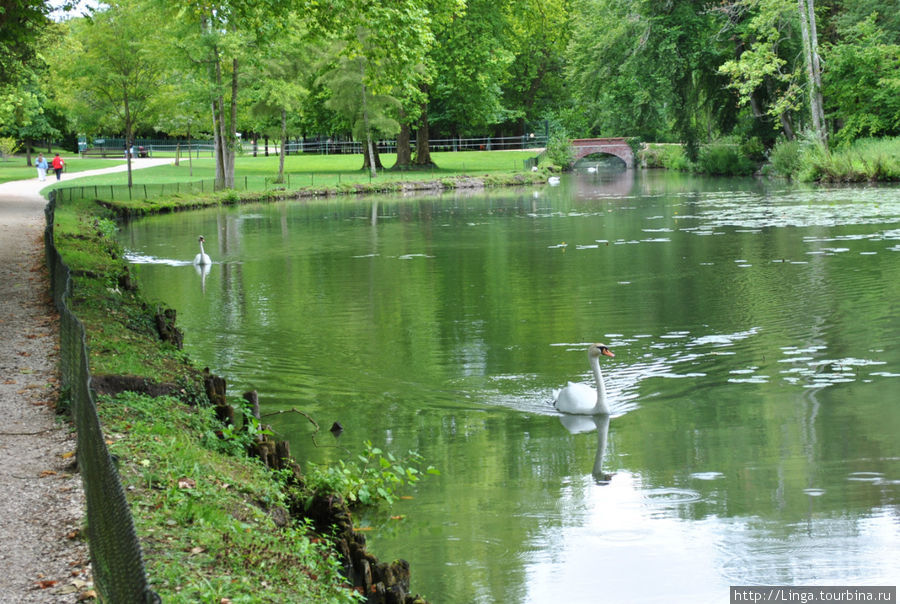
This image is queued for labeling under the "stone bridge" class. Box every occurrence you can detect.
[572,138,634,168]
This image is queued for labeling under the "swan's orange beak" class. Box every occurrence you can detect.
[601,348,615,358]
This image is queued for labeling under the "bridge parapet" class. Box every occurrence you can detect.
[572,137,634,168]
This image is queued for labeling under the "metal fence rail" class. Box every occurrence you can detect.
[45,193,159,604]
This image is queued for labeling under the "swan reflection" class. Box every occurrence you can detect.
[559,414,613,485]
[193,261,210,292]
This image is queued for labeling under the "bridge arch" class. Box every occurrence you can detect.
[572,138,634,169]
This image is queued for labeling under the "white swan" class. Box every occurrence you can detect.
[193,236,211,265]
[587,166,597,173]
[552,343,615,415]
[547,176,561,185]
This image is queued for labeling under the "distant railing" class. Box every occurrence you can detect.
[282,134,546,155]
[79,135,547,158]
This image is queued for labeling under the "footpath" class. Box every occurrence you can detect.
[0,158,170,602]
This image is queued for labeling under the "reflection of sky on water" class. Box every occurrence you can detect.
[524,470,899,603]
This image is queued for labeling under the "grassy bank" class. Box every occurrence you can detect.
[767,136,900,181]
[639,137,900,181]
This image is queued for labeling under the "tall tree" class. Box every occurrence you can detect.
[822,14,900,144]
[57,1,166,186]
[309,0,434,172]
[247,22,312,183]
[798,0,826,143]
[718,0,805,140]
[164,0,289,189]
[568,0,735,153]
[0,0,51,86]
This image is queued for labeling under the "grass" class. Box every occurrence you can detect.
[765,136,900,182]
[97,391,359,603]
[0,153,125,185]
[39,150,538,192]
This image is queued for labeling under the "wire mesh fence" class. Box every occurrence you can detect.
[44,193,160,604]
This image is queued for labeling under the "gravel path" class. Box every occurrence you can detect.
[0,158,171,602]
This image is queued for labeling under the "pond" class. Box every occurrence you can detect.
[120,169,900,603]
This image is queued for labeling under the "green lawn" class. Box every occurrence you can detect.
[40,150,538,192]
[0,154,125,185]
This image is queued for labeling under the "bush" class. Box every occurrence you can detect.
[766,138,802,179]
[640,144,692,170]
[795,137,900,182]
[696,140,755,176]
[304,440,438,507]
[545,132,574,170]
[0,136,20,160]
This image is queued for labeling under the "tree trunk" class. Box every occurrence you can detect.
[187,123,193,177]
[394,107,411,170]
[277,108,286,183]
[25,138,33,167]
[212,48,227,190]
[798,0,826,144]
[361,146,384,170]
[226,57,238,188]
[358,57,377,178]
[806,0,826,140]
[124,88,133,189]
[413,95,435,168]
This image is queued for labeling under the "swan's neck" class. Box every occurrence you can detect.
[199,241,206,255]
[590,354,609,414]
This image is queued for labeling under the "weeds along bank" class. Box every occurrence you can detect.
[49,182,465,601]
[638,136,900,181]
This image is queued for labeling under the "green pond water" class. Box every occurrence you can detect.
[121,170,900,603]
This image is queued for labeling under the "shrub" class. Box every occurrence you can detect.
[767,138,802,179]
[0,136,20,160]
[304,440,438,507]
[545,132,574,170]
[640,144,692,170]
[696,139,755,176]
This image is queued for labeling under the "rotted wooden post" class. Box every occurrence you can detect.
[203,369,233,426]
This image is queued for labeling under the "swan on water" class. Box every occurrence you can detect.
[587,166,597,173]
[552,343,615,415]
[194,236,211,265]
[548,176,561,185]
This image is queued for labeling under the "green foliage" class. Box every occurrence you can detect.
[304,440,438,507]
[0,136,20,159]
[795,136,900,182]
[641,144,692,171]
[544,132,574,170]
[696,139,756,176]
[766,138,803,178]
[823,15,900,145]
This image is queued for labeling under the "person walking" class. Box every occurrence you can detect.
[36,154,48,181]
[51,153,65,180]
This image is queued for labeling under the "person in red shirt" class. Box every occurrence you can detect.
[51,153,65,180]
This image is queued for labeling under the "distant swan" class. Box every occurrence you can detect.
[194,236,211,265]
[548,176,561,185]
[552,343,615,415]
[587,166,597,173]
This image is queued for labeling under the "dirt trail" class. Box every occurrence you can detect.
[0,158,170,602]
